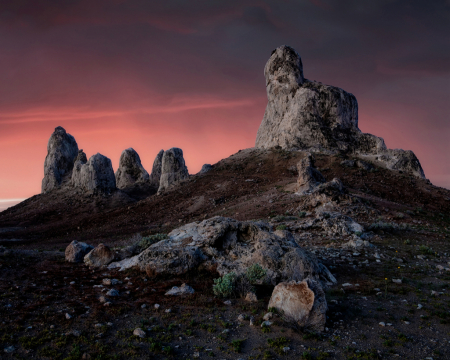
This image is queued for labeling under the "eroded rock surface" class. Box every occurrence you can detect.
[115,148,149,189]
[268,279,327,331]
[42,126,79,193]
[71,153,116,193]
[108,217,336,286]
[157,148,189,193]
[255,45,425,178]
[199,164,213,174]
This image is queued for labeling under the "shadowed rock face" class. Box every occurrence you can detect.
[157,148,189,193]
[115,148,149,189]
[255,45,425,178]
[71,153,116,193]
[42,126,79,193]
[149,150,164,188]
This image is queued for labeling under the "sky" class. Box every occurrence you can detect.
[0,0,449,205]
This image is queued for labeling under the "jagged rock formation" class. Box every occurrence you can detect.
[157,148,189,193]
[42,126,79,193]
[108,216,337,287]
[149,150,164,188]
[268,279,327,331]
[115,148,149,189]
[71,153,116,193]
[255,45,425,178]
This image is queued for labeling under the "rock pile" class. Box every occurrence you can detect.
[157,148,189,193]
[42,126,79,193]
[115,148,149,189]
[255,45,425,178]
[296,154,325,194]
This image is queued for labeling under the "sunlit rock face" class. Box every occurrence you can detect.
[255,45,425,179]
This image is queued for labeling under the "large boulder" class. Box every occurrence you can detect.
[71,153,116,193]
[115,148,149,189]
[42,126,79,193]
[157,148,189,193]
[268,279,327,331]
[149,150,164,188]
[255,45,425,178]
[108,217,336,286]
[65,240,94,263]
[84,244,114,267]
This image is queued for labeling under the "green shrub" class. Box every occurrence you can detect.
[298,211,307,218]
[231,339,245,352]
[419,245,433,255]
[138,234,168,251]
[276,224,287,230]
[213,272,236,298]
[246,263,267,283]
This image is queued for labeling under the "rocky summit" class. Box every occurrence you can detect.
[1,48,449,360]
[256,45,425,178]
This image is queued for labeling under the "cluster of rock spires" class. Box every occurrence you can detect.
[255,45,425,179]
[41,126,192,194]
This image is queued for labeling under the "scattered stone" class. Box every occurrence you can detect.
[65,241,94,263]
[268,278,327,331]
[133,328,146,338]
[102,279,112,285]
[417,304,423,309]
[99,296,106,303]
[238,314,245,322]
[392,279,402,284]
[165,283,195,296]
[141,304,146,309]
[223,300,232,306]
[82,353,91,360]
[263,312,273,321]
[193,352,200,358]
[84,244,115,267]
[42,126,79,193]
[342,283,352,287]
[379,322,386,327]
[249,317,255,326]
[245,292,258,303]
[283,347,290,353]
[65,313,72,320]
[261,321,272,327]
[106,289,119,297]
[154,304,160,309]
[165,309,171,313]
[115,148,149,189]
[157,147,189,193]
